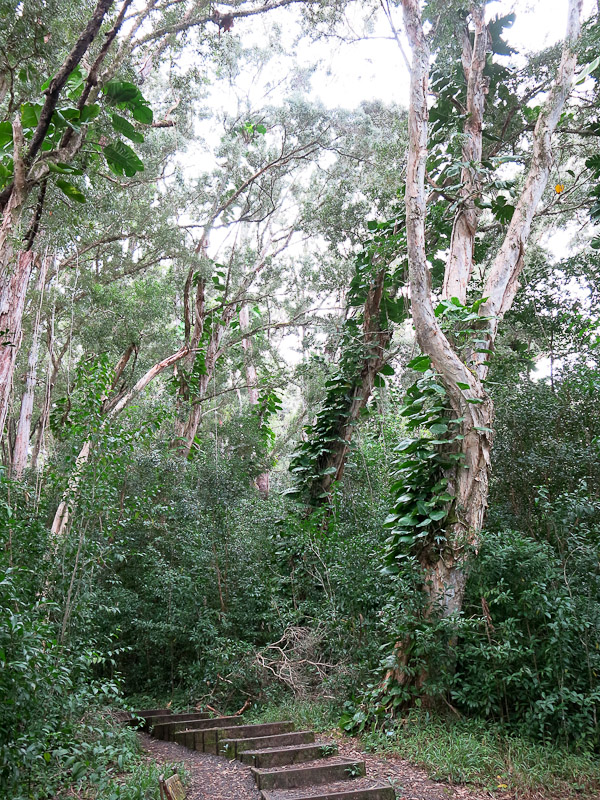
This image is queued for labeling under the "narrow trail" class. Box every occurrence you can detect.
[139,730,495,800]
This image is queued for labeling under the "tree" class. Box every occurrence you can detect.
[397,0,584,621]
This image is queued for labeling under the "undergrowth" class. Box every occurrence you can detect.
[361,710,600,797]
[245,698,340,732]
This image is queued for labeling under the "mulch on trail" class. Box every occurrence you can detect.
[320,732,496,800]
[139,732,261,800]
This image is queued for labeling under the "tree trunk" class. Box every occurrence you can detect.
[0,252,37,438]
[11,255,49,478]
[180,316,231,457]
[50,345,190,542]
[317,268,392,498]
[31,333,69,471]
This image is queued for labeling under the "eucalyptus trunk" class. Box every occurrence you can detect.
[316,267,392,498]
[11,255,49,478]
[240,303,269,496]
[401,0,583,621]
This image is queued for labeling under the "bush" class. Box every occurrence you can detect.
[455,491,600,749]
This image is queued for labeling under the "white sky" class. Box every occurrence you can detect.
[276,0,597,110]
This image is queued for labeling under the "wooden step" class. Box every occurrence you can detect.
[133,708,173,717]
[176,721,295,754]
[220,731,315,759]
[153,715,241,740]
[241,742,337,768]
[259,781,395,800]
[144,711,209,731]
[251,758,366,791]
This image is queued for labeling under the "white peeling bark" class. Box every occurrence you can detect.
[400,0,583,623]
[401,0,492,619]
[443,3,488,304]
[477,0,583,378]
[12,255,50,478]
[0,119,30,439]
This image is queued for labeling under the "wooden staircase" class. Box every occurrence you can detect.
[135,709,395,800]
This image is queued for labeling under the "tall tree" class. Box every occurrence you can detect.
[398,0,584,618]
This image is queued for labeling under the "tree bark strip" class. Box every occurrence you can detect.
[50,345,190,541]
[240,302,269,496]
[442,2,488,303]
[12,255,50,478]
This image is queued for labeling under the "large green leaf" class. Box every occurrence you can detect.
[80,104,100,124]
[21,103,42,129]
[0,122,12,150]
[103,80,140,104]
[103,81,153,124]
[131,104,153,125]
[111,113,144,144]
[407,355,431,372]
[103,141,144,177]
[55,179,86,203]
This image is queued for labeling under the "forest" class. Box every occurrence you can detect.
[1,0,599,798]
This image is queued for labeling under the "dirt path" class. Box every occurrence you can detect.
[139,731,499,800]
[140,732,261,800]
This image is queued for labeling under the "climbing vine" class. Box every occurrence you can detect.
[288,215,408,502]
[342,296,496,731]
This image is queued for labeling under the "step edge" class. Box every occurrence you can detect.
[251,757,362,776]
[259,783,394,800]
[259,785,394,800]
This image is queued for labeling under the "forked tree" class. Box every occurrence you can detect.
[400,0,584,618]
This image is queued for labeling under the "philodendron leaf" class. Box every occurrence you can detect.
[103,141,144,177]
[407,355,431,372]
[55,179,86,202]
[103,80,140,104]
[111,113,144,144]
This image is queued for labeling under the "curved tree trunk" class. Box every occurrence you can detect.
[316,267,392,499]
[240,303,270,496]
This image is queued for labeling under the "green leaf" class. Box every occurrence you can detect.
[103,80,140,104]
[103,141,144,177]
[491,194,516,224]
[255,123,267,134]
[131,103,153,125]
[55,179,86,203]
[111,113,144,143]
[456,381,470,390]
[48,163,84,175]
[0,122,13,149]
[21,103,42,129]
[576,55,600,85]
[80,104,100,124]
[408,355,431,372]
[429,423,448,434]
